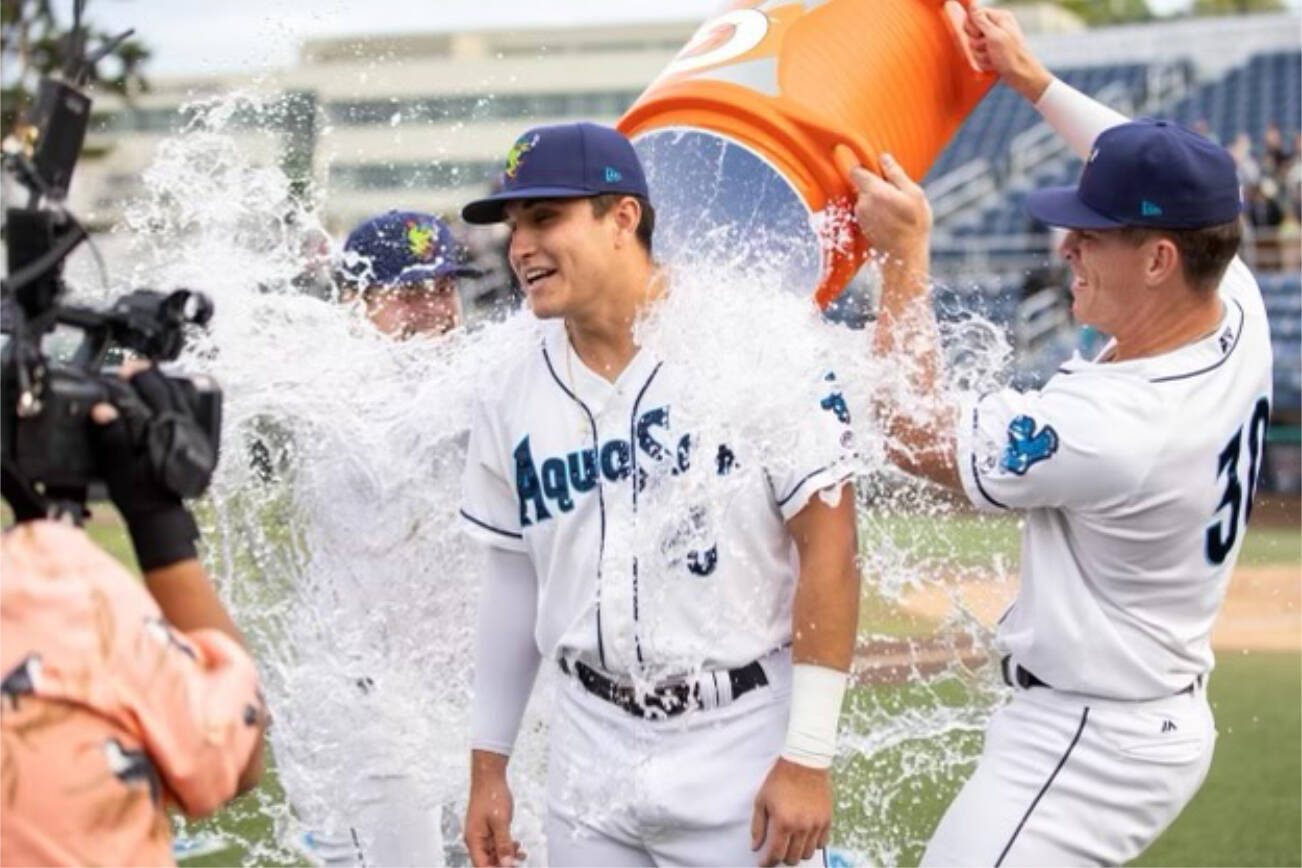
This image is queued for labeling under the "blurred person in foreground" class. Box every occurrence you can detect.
[852,7,1270,865]
[1,364,267,866]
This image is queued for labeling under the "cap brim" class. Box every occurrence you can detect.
[1025,186,1127,230]
[395,263,485,283]
[461,186,596,224]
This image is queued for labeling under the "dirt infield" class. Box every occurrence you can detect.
[892,564,1301,653]
[854,563,1301,683]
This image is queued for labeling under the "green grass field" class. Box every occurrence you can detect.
[862,509,1302,570]
[1137,652,1302,867]
[58,506,1302,866]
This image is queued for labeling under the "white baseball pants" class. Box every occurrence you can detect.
[304,772,445,867]
[922,675,1216,867]
[544,649,825,867]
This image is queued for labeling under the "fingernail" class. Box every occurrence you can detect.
[882,153,896,165]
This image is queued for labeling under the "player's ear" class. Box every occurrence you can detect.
[1145,235,1181,288]
[611,196,642,249]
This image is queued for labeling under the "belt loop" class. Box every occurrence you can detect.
[697,672,720,711]
[716,668,734,707]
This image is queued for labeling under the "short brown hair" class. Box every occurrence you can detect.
[591,193,655,254]
[1117,219,1242,291]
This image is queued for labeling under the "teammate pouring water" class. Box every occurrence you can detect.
[851,7,1272,865]
[458,122,861,867]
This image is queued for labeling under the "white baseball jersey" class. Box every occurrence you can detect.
[957,257,1273,700]
[461,318,853,677]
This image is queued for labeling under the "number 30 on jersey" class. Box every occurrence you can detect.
[1206,397,1271,565]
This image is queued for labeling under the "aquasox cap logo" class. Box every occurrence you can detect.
[405,219,436,261]
[1001,415,1058,475]
[504,133,541,180]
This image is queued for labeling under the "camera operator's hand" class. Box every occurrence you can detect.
[90,363,215,571]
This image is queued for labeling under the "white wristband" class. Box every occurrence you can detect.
[780,663,849,770]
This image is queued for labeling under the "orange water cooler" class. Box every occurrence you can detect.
[618,0,994,308]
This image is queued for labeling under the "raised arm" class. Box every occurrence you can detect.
[965,5,1130,157]
[851,155,962,491]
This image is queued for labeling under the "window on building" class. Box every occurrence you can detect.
[328,159,501,190]
[324,88,644,126]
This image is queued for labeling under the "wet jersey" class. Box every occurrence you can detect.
[957,257,1273,699]
[461,319,854,678]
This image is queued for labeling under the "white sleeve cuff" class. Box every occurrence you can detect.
[956,395,1008,514]
[776,465,855,523]
[460,509,528,553]
[1034,77,1132,161]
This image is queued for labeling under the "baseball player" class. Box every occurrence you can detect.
[458,122,861,867]
[283,210,481,867]
[850,7,1272,865]
[339,209,478,340]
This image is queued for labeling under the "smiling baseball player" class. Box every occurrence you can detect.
[851,7,1273,866]
[458,122,861,867]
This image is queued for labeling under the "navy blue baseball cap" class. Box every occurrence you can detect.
[341,211,480,287]
[462,122,650,224]
[1026,119,1242,230]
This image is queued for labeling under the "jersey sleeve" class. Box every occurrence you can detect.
[770,373,857,522]
[956,373,1153,514]
[2,523,265,821]
[460,396,528,552]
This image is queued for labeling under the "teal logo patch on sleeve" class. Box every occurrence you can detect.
[1001,415,1059,475]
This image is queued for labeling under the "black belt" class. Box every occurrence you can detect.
[1000,656,1201,696]
[559,657,769,719]
[1000,656,1051,690]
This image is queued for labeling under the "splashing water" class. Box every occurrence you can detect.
[81,91,1023,866]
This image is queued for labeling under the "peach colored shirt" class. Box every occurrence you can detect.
[1,521,263,867]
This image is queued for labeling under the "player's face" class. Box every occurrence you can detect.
[364,277,462,339]
[1059,228,1149,331]
[505,198,615,320]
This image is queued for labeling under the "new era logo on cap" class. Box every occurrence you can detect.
[1026,119,1242,231]
[462,122,650,224]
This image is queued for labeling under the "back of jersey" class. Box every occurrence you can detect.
[1134,256,1274,668]
[959,256,1274,699]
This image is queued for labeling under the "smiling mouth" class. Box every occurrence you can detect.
[522,267,557,289]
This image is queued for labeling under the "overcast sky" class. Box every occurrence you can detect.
[91,0,1302,76]
[91,0,718,76]
[88,0,1300,77]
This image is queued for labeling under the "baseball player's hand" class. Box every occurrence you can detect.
[850,153,932,264]
[962,6,1052,102]
[465,752,525,867]
[751,758,832,866]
